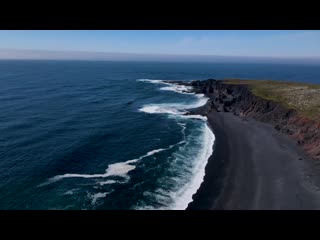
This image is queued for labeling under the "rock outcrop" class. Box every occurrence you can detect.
[186,79,320,161]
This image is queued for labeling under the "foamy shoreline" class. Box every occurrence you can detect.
[137,79,216,209]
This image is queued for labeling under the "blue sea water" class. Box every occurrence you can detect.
[0,60,320,210]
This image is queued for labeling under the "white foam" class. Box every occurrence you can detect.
[145,148,166,156]
[139,105,186,115]
[48,160,135,182]
[41,145,180,186]
[90,191,112,205]
[192,96,208,108]
[137,79,194,95]
[96,146,184,187]
[137,79,216,209]
[160,85,193,95]
[138,79,208,120]
[169,124,215,210]
[135,123,215,210]
[99,180,117,186]
[177,122,186,132]
[38,160,137,187]
[138,92,208,116]
[182,115,207,121]
[63,188,79,195]
[137,79,166,84]
[139,101,208,121]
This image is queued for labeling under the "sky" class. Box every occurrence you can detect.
[0,30,320,60]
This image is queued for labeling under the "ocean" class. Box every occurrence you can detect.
[1,60,320,210]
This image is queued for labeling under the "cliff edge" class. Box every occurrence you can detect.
[186,79,320,162]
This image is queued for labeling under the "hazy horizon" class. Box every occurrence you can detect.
[0,30,319,63]
[1,48,320,64]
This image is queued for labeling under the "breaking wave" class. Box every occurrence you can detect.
[136,79,215,209]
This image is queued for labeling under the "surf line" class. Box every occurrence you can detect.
[137,79,216,210]
[39,141,185,187]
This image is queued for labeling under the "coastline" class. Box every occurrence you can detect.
[187,111,320,209]
[140,79,320,209]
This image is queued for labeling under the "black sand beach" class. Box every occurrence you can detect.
[187,112,320,210]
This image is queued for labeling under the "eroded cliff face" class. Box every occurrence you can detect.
[188,79,320,161]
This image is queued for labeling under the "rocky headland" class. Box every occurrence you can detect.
[167,79,320,209]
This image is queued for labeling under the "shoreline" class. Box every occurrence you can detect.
[142,79,320,209]
[187,111,320,209]
[186,114,227,209]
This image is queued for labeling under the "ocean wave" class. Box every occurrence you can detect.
[189,94,208,108]
[137,79,166,84]
[137,79,194,95]
[138,91,208,116]
[40,144,184,187]
[138,79,208,120]
[169,123,215,210]
[139,101,208,120]
[98,180,117,186]
[182,115,208,120]
[160,85,194,95]
[136,79,215,210]
[139,104,186,115]
[134,123,215,210]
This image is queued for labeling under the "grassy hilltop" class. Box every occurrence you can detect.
[223,79,320,121]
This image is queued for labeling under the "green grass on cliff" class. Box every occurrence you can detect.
[223,78,320,120]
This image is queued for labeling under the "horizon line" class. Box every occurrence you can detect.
[0,48,320,62]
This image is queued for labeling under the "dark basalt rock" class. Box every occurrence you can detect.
[175,78,320,162]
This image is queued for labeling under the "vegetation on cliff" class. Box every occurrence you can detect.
[224,79,320,121]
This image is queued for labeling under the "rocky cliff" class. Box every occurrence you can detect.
[184,79,320,162]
